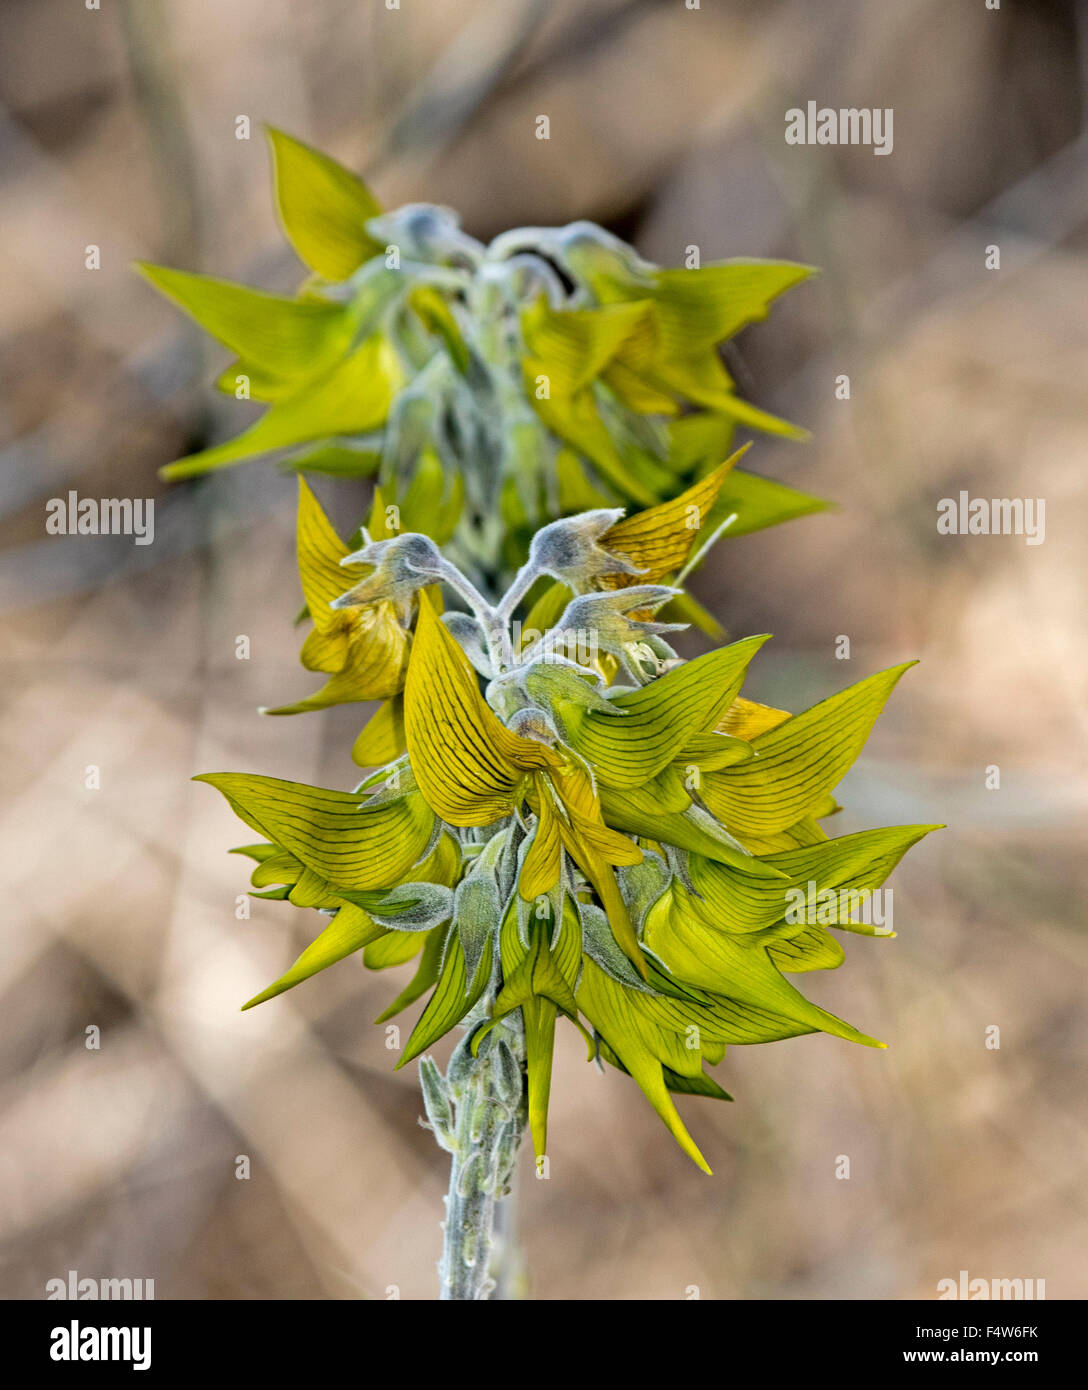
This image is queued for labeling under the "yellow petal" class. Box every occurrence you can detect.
[404,595,560,826]
[296,476,355,632]
[520,785,563,900]
[352,695,406,766]
[601,446,749,586]
[715,695,792,739]
[267,603,408,713]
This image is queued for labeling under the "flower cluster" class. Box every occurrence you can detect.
[200,466,937,1172]
[138,127,826,582]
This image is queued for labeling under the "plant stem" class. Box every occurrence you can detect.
[436,1019,527,1300]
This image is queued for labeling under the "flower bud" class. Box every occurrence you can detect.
[528,510,643,586]
[548,586,685,662]
[332,532,445,611]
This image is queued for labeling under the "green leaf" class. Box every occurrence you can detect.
[266,126,383,280]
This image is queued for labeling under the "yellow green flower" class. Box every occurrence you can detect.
[262,480,410,715]
[199,491,939,1174]
[137,128,828,574]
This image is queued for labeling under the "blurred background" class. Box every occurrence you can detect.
[2,0,1086,1301]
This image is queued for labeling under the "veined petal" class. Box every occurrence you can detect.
[644,897,883,1049]
[161,336,398,479]
[266,125,383,280]
[576,958,713,1173]
[650,260,815,353]
[519,784,563,900]
[404,595,560,826]
[196,772,434,891]
[715,695,791,739]
[600,448,748,586]
[396,932,493,1068]
[699,664,916,835]
[549,636,769,789]
[266,604,409,712]
[598,782,788,880]
[545,766,647,979]
[296,477,356,629]
[242,902,385,1010]
[521,297,652,397]
[352,696,406,766]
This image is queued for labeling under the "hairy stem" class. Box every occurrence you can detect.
[433,1018,527,1300]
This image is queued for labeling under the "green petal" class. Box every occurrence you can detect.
[241,902,385,1009]
[551,636,769,789]
[527,383,657,507]
[161,336,397,479]
[266,126,382,280]
[644,900,882,1049]
[374,924,449,1022]
[521,298,651,397]
[685,824,938,936]
[576,958,713,1173]
[598,783,788,879]
[699,663,917,835]
[196,772,434,891]
[767,926,846,974]
[650,261,815,353]
[135,262,352,380]
[363,930,426,969]
[709,468,830,539]
[661,1065,733,1102]
[396,934,493,1068]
